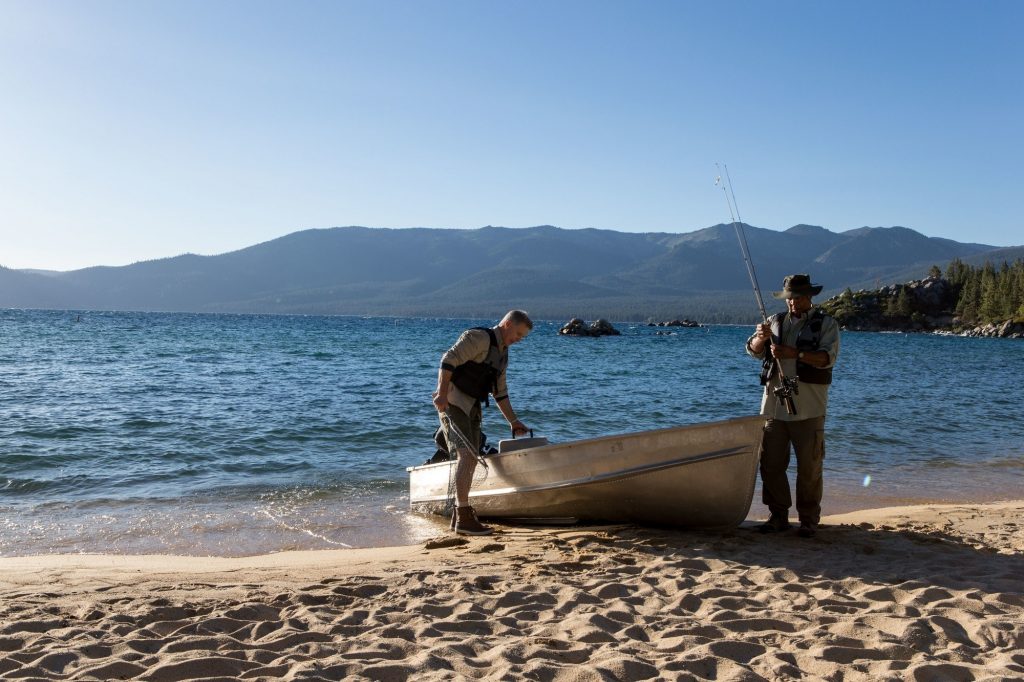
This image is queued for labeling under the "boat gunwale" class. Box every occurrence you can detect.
[406,414,765,472]
[409,443,754,504]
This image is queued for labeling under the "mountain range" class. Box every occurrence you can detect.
[3,224,1021,322]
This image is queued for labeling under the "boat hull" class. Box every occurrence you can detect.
[408,414,765,528]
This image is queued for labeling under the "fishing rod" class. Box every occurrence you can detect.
[715,164,798,415]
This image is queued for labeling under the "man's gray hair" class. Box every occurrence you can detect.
[502,310,533,330]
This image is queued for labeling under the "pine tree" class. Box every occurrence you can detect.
[997,261,1015,320]
[885,286,913,318]
[979,262,1000,322]
[884,291,900,318]
[896,287,913,317]
[957,276,979,322]
[1014,261,1024,320]
[945,258,963,287]
[1007,260,1024,320]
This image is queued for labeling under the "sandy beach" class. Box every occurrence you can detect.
[1,502,1021,681]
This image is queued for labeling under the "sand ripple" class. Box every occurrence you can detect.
[0,502,1022,680]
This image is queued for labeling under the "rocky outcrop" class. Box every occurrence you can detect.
[820,275,954,332]
[559,318,621,337]
[819,274,1021,337]
[647,319,702,328]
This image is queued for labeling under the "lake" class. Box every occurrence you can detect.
[1,309,1021,556]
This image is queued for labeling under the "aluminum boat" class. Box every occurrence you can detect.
[408,414,765,528]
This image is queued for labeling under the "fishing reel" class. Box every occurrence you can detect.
[774,375,799,398]
[773,376,800,415]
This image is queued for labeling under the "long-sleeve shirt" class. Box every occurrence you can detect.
[441,327,509,415]
[745,309,840,421]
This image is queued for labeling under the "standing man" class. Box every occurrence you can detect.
[433,310,533,535]
[746,274,840,538]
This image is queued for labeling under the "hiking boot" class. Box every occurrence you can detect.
[797,522,817,538]
[758,514,792,534]
[454,506,492,536]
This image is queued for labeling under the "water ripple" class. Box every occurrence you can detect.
[1,310,1022,555]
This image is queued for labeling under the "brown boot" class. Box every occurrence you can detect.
[758,513,792,534]
[454,506,492,536]
[797,522,817,538]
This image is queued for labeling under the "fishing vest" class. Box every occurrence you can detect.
[451,327,508,403]
[759,309,833,386]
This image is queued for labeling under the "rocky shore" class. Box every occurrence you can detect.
[953,319,1024,338]
[819,275,1024,338]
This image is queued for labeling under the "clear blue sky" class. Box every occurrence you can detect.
[2,0,1021,271]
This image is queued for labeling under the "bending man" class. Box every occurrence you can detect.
[433,310,533,535]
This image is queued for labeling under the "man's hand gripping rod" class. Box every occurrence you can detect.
[715,165,797,414]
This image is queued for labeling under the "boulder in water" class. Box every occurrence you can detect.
[559,318,621,337]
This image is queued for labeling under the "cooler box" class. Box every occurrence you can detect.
[497,437,549,454]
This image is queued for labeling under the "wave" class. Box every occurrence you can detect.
[1,310,1022,554]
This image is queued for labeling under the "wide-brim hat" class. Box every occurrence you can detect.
[772,273,823,299]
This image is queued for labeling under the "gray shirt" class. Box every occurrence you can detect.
[745,308,840,421]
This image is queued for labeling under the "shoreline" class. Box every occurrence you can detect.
[3,480,1023,559]
[838,325,1024,339]
[2,500,1021,569]
[2,501,1021,680]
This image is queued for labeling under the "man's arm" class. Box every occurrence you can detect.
[770,346,829,367]
[770,318,839,368]
[747,322,771,357]
[495,397,528,437]
[433,367,453,413]
[492,370,528,436]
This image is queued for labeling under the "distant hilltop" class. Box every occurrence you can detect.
[2,224,1022,322]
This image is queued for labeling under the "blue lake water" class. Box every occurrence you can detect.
[1,309,1022,556]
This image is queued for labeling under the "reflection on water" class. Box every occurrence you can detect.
[0,490,443,557]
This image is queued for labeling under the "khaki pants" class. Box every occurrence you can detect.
[759,416,826,525]
[441,403,482,455]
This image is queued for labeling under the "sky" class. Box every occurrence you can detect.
[1,0,1021,271]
